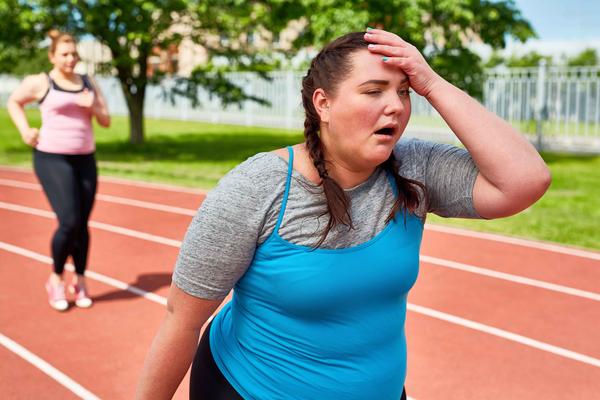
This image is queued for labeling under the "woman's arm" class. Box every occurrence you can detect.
[87,76,111,127]
[135,283,222,400]
[7,73,48,146]
[365,29,551,219]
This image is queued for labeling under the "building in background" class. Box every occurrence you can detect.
[76,20,305,77]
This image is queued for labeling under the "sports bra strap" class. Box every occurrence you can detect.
[274,146,294,233]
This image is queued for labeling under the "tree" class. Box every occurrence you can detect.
[567,48,598,67]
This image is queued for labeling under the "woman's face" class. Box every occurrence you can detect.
[49,41,80,73]
[318,49,411,171]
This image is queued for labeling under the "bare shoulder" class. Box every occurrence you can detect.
[24,73,49,90]
[271,147,289,161]
[12,73,49,102]
[270,143,320,184]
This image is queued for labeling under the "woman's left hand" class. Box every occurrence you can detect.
[76,88,95,108]
[364,28,443,98]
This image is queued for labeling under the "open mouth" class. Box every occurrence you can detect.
[373,127,395,136]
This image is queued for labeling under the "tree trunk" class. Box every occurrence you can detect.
[122,84,147,144]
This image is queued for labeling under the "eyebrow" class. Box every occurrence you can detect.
[358,78,409,87]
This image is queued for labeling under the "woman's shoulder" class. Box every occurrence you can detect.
[23,73,49,91]
[10,73,49,103]
[218,151,289,190]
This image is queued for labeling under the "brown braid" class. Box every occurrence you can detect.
[301,32,427,247]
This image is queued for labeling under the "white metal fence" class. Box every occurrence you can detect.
[484,64,600,152]
[2,66,600,152]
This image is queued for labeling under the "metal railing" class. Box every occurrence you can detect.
[2,65,600,153]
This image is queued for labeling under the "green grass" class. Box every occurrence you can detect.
[428,152,600,251]
[0,109,303,188]
[1,109,598,251]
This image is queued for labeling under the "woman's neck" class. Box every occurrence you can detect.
[50,68,77,82]
[299,143,377,189]
[326,160,377,189]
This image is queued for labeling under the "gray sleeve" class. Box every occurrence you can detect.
[172,154,284,300]
[396,138,481,219]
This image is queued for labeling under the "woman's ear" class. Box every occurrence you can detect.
[312,88,330,123]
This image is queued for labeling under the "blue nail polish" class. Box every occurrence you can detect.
[382,57,388,62]
[367,27,374,31]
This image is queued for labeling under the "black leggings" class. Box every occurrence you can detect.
[33,149,97,275]
[190,322,244,399]
[190,323,407,400]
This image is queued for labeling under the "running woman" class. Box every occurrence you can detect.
[8,30,111,311]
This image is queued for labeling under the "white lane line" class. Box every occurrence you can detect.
[0,241,167,306]
[407,303,600,368]
[2,239,599,375]
[0,201,182,247]
[0,178,197,216]
[0,333,100,400]
[421,255,600,302]
[99,175,206,194]
[0,165,205,194]
[2,200,599,303]
[426,223,600,261]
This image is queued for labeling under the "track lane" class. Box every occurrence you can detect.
[405,311,600,399]
[2,201,599,362]
[0,183,192,240]
[0,167,205,210]
[0,166,598,399]
[413,262,600,357]
[3,169,599,296]
[0,334,82,400]
[0,250,168,399]
[422,229,600,293]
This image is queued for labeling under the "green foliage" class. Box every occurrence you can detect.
[484,51,505,69]
[505,51,552,68]
[1,47,52,76]
[0,0,50,72]
[567,48,598,67]
[295,0,536,98]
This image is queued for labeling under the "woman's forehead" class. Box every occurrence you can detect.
[345,50,408,84]
[55,42,78,53]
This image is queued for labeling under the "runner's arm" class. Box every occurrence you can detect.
[88,76,111,127]
[7,74,47,144]
[135,283,223,400]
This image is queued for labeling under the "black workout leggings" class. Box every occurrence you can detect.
[33,149,97,275]
[190,322,408,400]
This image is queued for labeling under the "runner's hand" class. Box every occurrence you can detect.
[21,127,39,147]
[77,88,95,108]
[364,28,444,98]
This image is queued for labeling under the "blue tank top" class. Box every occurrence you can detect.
[210,146,424,399]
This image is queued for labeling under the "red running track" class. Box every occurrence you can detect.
[1,165,599,399]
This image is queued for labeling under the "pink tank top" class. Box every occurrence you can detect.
[36,74,95,154]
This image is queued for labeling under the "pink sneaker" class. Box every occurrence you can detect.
[69,283,92,308]
[45,281,68,311]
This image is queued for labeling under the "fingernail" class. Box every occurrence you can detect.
[367,27,374,31]
[382,57,389,62]
[368,44,375,49]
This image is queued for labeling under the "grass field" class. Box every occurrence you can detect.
[1,109,599,251]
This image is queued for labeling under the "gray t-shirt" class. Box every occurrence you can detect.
[173,138,480,300]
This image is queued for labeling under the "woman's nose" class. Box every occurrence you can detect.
[384,93,406,115]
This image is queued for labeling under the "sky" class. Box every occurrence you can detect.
[475,0,600,60]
